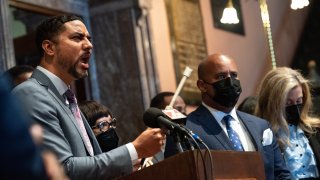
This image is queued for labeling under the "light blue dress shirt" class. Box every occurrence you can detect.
[284,124,319,180]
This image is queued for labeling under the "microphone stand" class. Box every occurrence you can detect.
[171,128,184,153]
[168,66,193,108]
[180,132,195,151]
[170,125,198,153]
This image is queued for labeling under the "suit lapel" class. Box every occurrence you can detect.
[31,70,74,121]
[32,69,98,154]
[195,105,234,150]
[237,111,262,151]
[307,131,320,171]
[81,111,102,154]
[31,69,65,103]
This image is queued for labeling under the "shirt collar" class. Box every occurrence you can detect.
[202,102,238,123]
[37,66,69,96]
[288,124,304,139]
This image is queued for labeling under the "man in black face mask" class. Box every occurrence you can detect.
[185,53,290,180]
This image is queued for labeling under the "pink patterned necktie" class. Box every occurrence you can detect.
[64,89,94,156]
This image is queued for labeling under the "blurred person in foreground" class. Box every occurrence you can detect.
[0,77,67,179]
[13,14,165,180]
[256,67,320,179]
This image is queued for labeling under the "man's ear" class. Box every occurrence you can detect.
[42,40,55,56]
[197,80,207,92]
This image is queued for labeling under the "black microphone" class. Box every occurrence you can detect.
[143,107,187,133]
[143,107,190,153]
[143,107,208,154]
[143,107,204,142]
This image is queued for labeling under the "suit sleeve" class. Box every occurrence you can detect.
[13,82,132,180]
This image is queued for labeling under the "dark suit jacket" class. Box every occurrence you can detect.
[13,69,132,180]
[308,130,320,172]
[186,105,291,180]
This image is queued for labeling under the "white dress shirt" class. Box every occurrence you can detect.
[202,102,255,151]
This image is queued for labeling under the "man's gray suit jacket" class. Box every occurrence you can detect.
[13,69,132,180]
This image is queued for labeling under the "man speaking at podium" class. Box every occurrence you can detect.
[13,15,165,180]
[186,53,290,180]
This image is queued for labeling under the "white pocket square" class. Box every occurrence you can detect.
[262,128,273,146]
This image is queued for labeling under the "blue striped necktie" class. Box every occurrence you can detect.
[223,115,244,151]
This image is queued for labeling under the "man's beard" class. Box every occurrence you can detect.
[68,60,88,80]
[57,54,88,80]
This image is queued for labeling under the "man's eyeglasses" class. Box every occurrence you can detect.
[91,118,117,132]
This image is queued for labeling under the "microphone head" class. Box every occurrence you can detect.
[143,107,163,128]
[162,108,187,125]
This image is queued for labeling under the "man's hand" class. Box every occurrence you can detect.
[42,151,69,180]
[132,128,166,158]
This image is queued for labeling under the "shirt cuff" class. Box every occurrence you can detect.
[126,143,138,165]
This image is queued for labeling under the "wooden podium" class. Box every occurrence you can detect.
[120,150,265,180]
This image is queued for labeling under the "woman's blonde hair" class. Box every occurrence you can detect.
[255,67,320,150]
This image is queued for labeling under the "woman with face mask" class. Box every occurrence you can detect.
[79,101,119,152]
[256,67,320,180]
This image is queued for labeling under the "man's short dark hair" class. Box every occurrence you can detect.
[35,15,83,57]
[237,96,257,115]
[5,65,34,80]
[2,65,34,90]
[150,91,174,109]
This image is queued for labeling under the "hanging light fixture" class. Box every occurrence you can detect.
[220,0,239,24]
[291,0,309,10]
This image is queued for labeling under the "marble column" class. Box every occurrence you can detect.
[0,0,15,73]
[89,0,158,144]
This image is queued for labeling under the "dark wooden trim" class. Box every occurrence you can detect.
[9,1,66,16]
